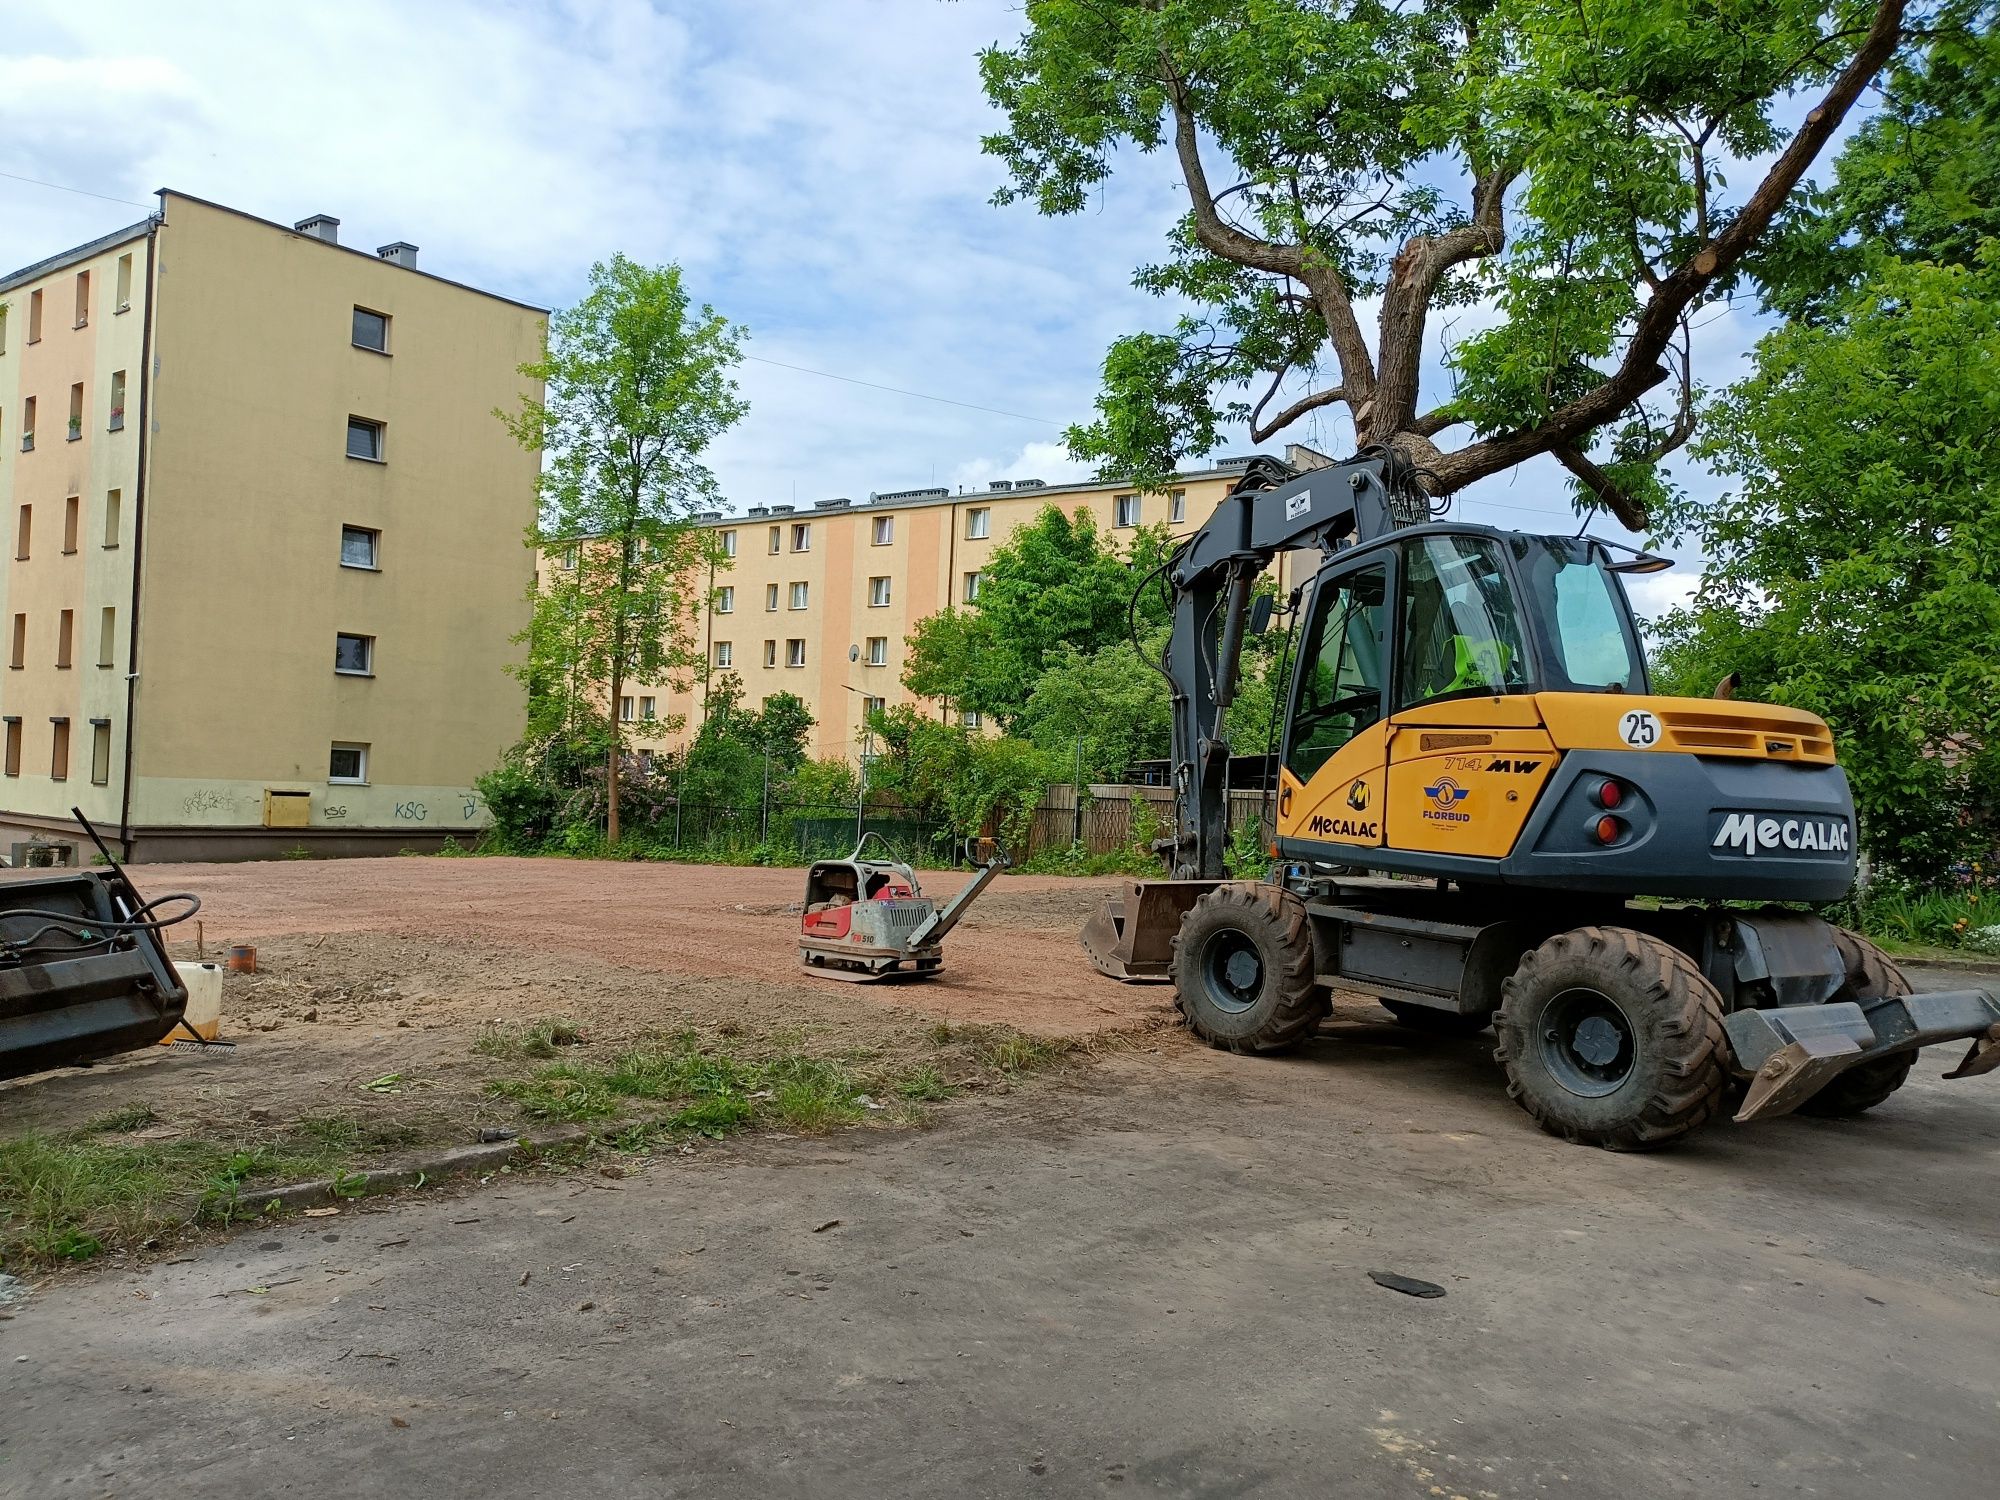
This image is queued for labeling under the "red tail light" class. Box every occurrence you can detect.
[1596,779,1624,809]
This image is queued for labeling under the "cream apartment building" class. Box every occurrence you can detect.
[608,455,1320,765]
[0,191,545,860]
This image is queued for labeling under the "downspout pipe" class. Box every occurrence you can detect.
[117,209,163,860]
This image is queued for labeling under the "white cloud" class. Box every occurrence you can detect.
[0,0,1797,557]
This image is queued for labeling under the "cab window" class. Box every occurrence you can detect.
[1508,535,1643,691]
[1398,535,1531,709]
[1284,562,1389,782]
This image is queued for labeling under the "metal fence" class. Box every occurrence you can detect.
[644,786,1271,865]
[650,799,955,864]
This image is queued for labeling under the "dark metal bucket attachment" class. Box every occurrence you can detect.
[0,870,189,1081]
[1725,987,2000,1123]
[1080,879,1222,982]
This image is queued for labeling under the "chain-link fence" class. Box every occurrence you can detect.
[646,785,1269,865]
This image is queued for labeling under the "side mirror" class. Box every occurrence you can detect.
[1249,594,1275,635]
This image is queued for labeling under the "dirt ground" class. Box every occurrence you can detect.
[0,859,1173,1146]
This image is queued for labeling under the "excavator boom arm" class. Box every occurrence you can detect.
[1159,452,1419,878]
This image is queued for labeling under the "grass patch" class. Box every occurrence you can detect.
[488,1034,890,1140]
[976,1032,1079,1074]
[85,1104,159,1135]
[895,1063,956,1102]
[0,1123,385,1272]
[473,1017,587,1062]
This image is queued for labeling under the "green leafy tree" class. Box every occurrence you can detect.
[1753,7,2000,322]
[981,0,1911,527]
[902,506,1175,726]
[501,255,747,843]
[1654,248,2000,879]
[1022,586,1286,783]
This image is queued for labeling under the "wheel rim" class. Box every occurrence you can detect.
[1538,987,1636,1097]
[1198,927,1265,1014]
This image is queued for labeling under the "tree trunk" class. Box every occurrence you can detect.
[607,663,623,847]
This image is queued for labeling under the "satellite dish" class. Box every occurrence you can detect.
[849,644,861,662]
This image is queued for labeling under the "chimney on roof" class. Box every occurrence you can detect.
[376,241,419,269]
[294,214,341,244]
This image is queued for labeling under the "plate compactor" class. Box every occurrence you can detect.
[799,834,1008,981]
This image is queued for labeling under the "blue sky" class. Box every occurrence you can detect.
[2,0,1813,620]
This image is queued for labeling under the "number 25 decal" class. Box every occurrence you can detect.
[1619,709,1661,748]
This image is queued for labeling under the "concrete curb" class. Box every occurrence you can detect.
[1900,953,2000,974]
[232,1124,604,1214]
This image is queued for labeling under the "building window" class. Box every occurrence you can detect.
[115,253,133,313]
[868,576,891,607]
[98,607,115,667]
[15,504,29,560]
[1114,494,1139,528]
[619,695,635,721]
[1170,489,1187,524]
[963,571,984,603]
[790,523,811,553]
[866,636,888,667]
[103,489,121,548]
[50,719,69,782]
[90,721,112,785]
[720,529,737,558]
[714,641,733,668]
[108,370,126,431]
[63,495,79,553]
[872,515,893,545]
[789,581,809,610]
[334,632,374,675]
[20,395,34,451]
[716,585,734,613]
[786,638,806,668]
[67,383,83,440]
[55,609,73,669]
[763,639,777,668]
[966,507,990,540]
[962,710,982,729]
[73,271,90,328]
[27,289,43,343]
[341,525,380,569]
[346,416,385,461]
[9,614,23,669]
[2,718,18,776]
[352,307,390,353]
[640,696,656,720]
[0,304,7,353]
[767,525,781,554]
[558,545,578,570]
[765,582,779,611]
[329,742,368,783]
[863,695,886,716]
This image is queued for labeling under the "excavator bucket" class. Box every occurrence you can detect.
[1081,879,1223,982]
[0,868,190,1082]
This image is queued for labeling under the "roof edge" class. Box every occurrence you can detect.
[156,189,550,315]
[0,218,155,297]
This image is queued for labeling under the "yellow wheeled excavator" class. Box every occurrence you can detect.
[1081,453,2000,1149]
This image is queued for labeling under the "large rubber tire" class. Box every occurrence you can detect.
[1494,926,1728,1151]
[1171,884,1325,1054]
[1794,928,1916,1117]
[1381,999,1491,1036]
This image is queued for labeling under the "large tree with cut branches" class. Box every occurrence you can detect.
[981,0,1913,528]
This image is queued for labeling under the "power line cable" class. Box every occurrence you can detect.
[741,354,1061,427]
[0,169,154,211]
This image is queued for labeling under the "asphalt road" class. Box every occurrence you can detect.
[5,972,1998,1499]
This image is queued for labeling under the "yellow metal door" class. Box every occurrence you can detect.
[1383,706,1556,859]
